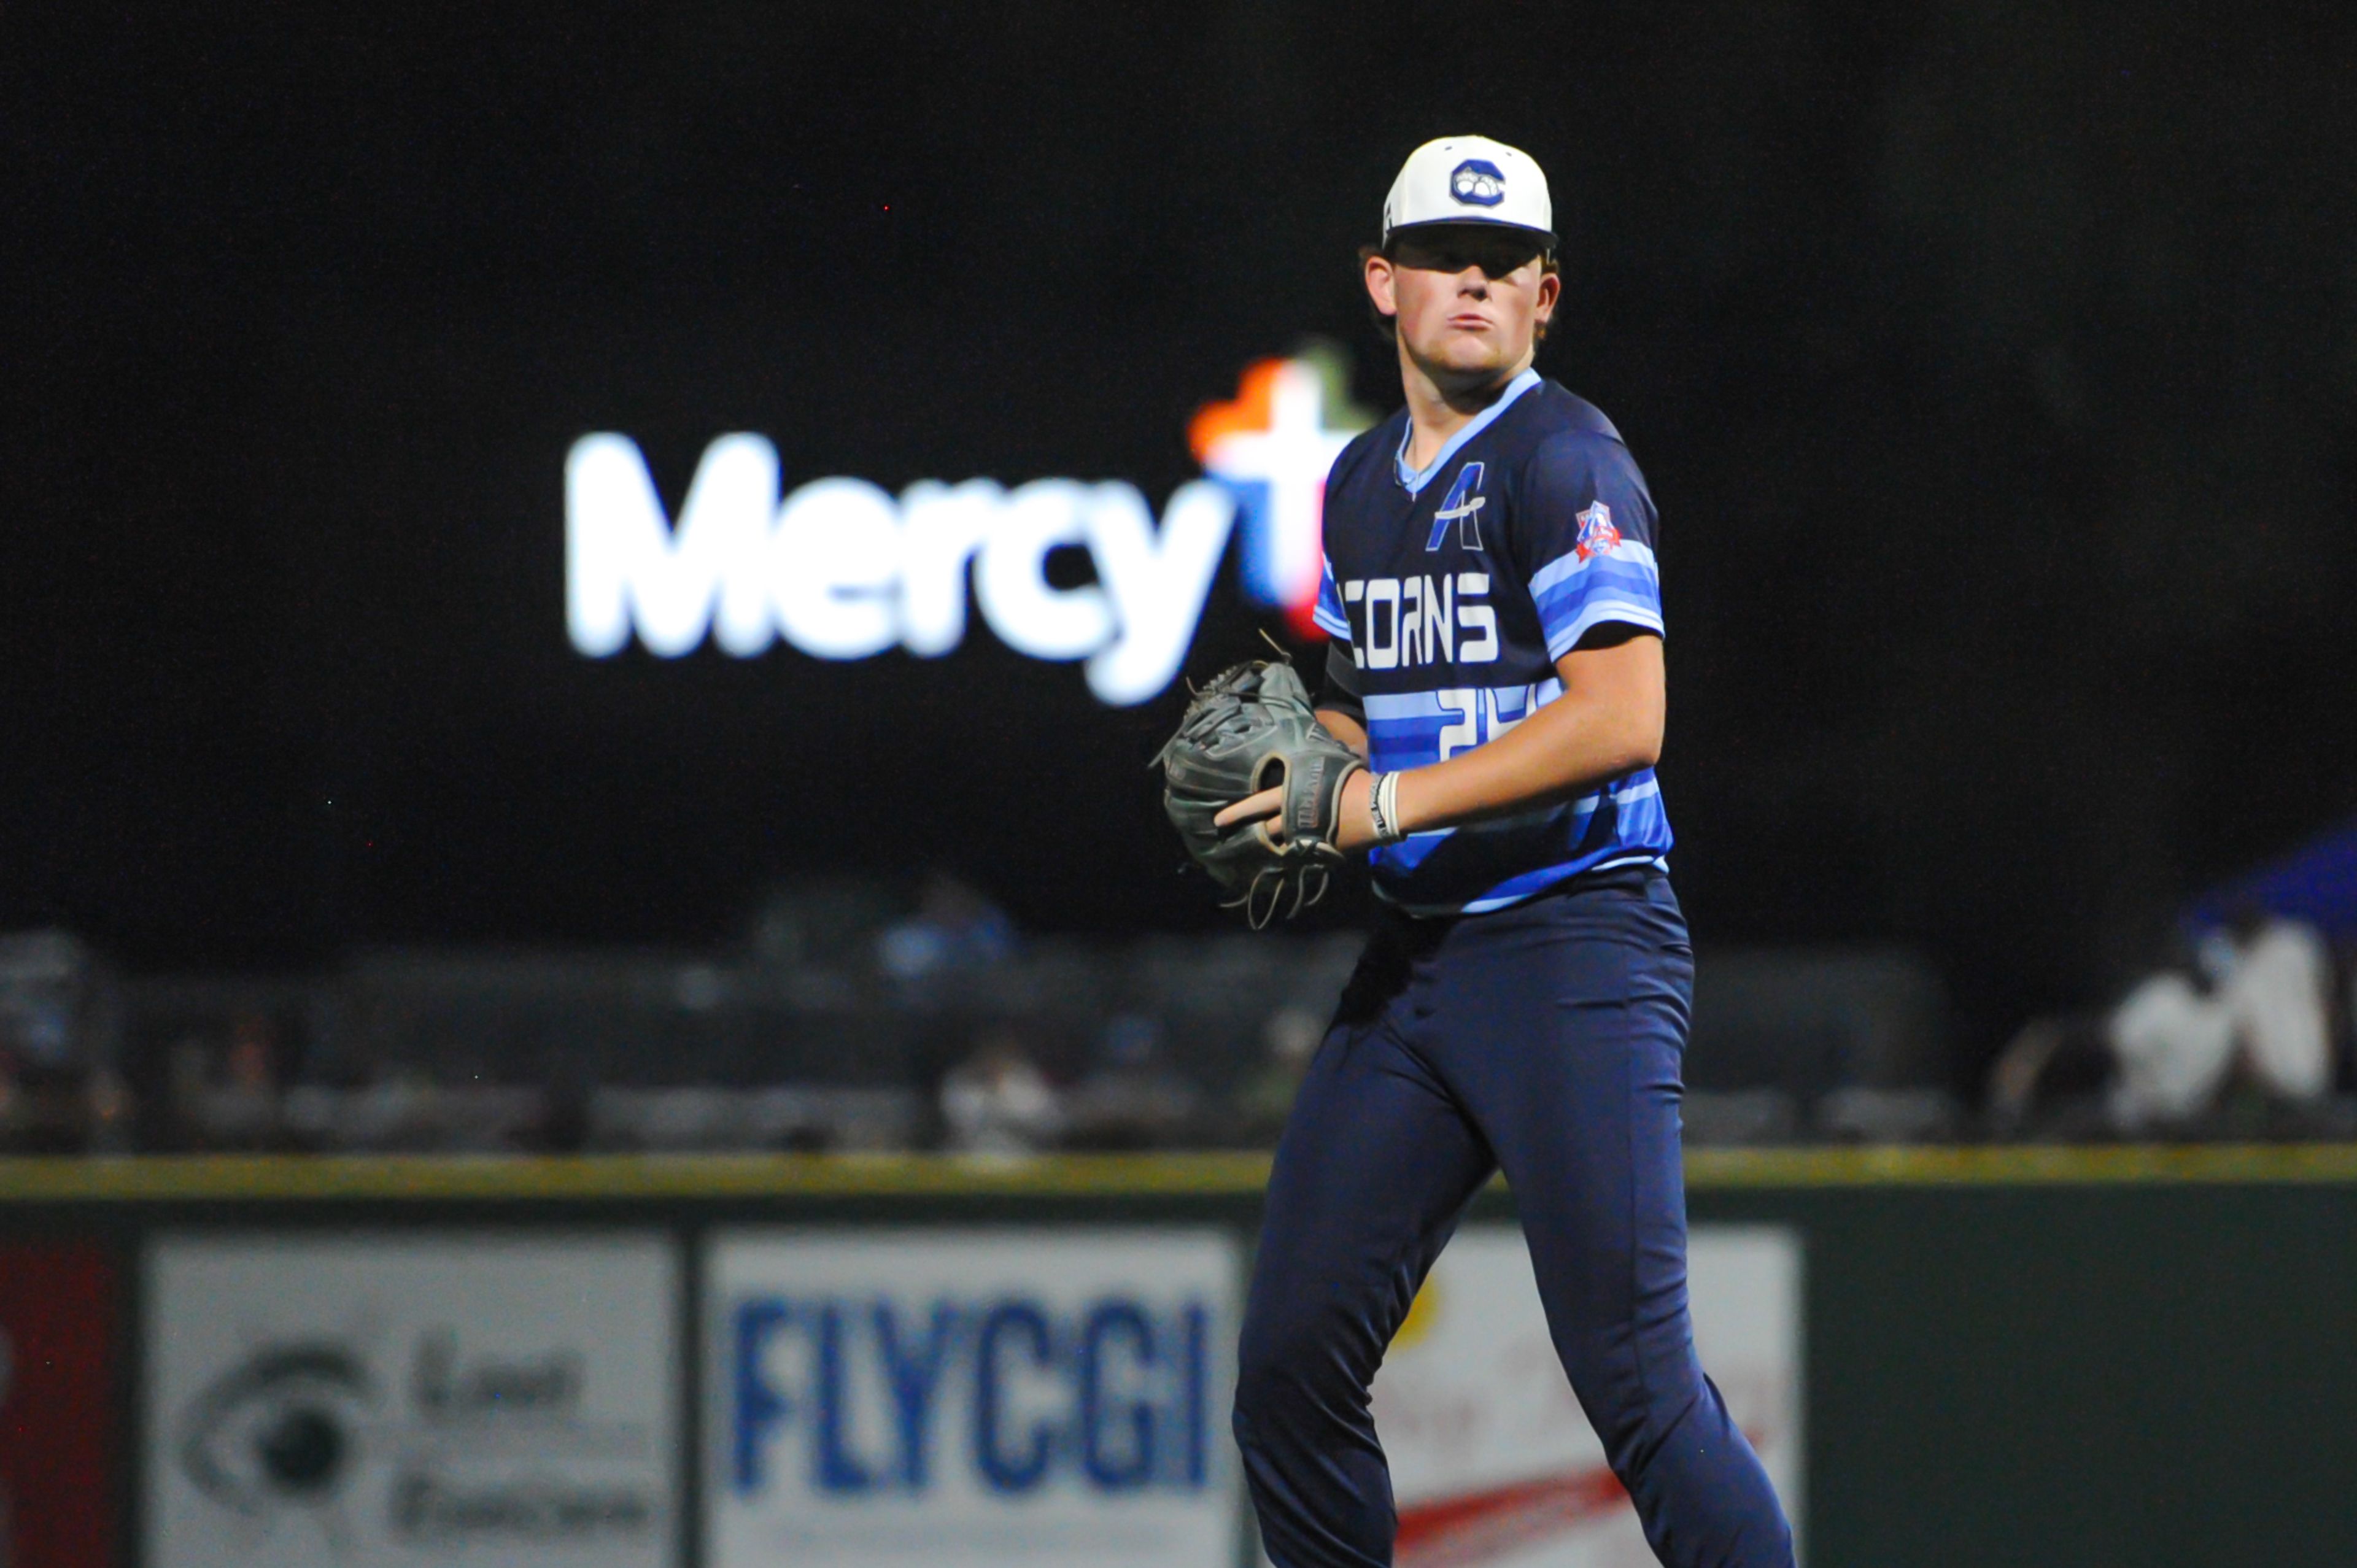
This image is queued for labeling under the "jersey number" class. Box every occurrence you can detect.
[1434,686,1533,762]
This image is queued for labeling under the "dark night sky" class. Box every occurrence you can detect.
[3,0,2353,1072]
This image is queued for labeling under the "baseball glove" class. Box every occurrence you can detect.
[1156,655,1365,928]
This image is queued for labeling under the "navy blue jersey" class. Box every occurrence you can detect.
[1312,369,1672,914]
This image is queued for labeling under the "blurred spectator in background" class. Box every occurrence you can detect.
[2103,965,2236,1130]
[85,1064,133,1153]
[1993,911,2336,1133]
[939,1030,1064,1155]
[2214,911,2334,1108]
[0,933,88,1075]
[190,1013,284,1151]
[0,930,122,1152]
[1989,952,2225,1133]
[1065,1014,1198,1150]
[877,873,1019,986]
[283,1059,435,1153]
[1234,1005,1325,1146]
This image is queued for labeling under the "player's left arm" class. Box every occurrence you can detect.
[1218,431,1665,851]
[1371,628,1660,836]
[1217,631,1660,849]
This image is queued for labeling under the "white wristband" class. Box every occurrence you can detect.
[1367,771,1408,846]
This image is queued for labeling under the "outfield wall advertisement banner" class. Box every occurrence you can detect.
[0,1243,118,1568]
[145,1233,680,1568]
[1370,1225,1804,1568]
[708,1227,1241,1568]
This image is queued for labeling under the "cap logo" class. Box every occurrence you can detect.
[1449,158,1506,207]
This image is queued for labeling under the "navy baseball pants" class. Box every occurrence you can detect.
[1233,868,1795,1567]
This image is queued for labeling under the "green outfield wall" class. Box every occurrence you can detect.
[4,1148,2350,1567]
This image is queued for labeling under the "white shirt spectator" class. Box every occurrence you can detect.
[2221,918,2333,1102]
[940,1038,1065,1156]
[2108,972,2235,1127]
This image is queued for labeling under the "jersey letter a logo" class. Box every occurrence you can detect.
[1425,462,1487,552]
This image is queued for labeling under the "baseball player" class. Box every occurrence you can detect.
[1206,137,1795,1566]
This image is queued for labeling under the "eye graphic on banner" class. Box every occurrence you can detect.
[565,346,1373,700]
[146,1235,679,1568]
[178,1344,375,1518]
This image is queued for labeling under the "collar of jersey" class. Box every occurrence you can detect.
[1393,368,1542,495]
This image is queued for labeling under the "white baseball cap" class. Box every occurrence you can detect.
[1381,136,1554,249]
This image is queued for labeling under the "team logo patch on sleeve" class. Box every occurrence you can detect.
[1573,500,1621,560]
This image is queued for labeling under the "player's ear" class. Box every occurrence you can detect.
[1363,250,1399,321]
[1531,267,1560,327]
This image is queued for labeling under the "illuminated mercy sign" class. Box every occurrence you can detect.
[565,349,1371,704]
[1189,346,1375,637]
[566,443,1233,706]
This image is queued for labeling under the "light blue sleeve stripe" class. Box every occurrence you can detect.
[1528,538,1659,597]
[1532,557,1662,617]
[1533,573,1663,647]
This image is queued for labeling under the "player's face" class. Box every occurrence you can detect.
[1368,227,1559,387]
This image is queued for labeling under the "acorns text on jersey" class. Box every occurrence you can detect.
[1329,573,1501,670]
